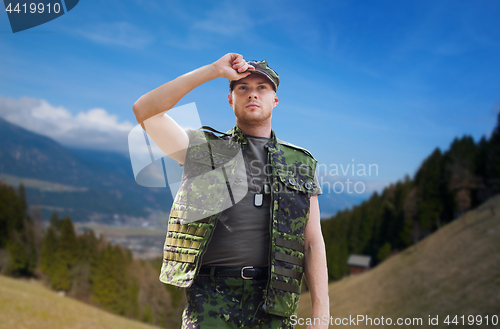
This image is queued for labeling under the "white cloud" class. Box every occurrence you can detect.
[76,108,133,132]
[0,96,134,152]
[76,22,154,49]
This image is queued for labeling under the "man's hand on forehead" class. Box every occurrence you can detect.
[213,53,255,81]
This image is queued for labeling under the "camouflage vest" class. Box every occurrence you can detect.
[159,125,319,317]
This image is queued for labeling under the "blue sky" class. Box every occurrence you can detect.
[1,0,499,202]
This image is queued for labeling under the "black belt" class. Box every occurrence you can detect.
[198,266,268,280]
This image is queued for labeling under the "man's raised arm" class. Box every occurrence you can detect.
[132,53,254,163]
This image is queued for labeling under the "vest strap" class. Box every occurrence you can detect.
[168,224,207,237]
[273,281,301,294]
[201,126,225,135]
[170,210,212,223]
[275,252,304,267]
[165,238,202,250]
[275,237,305,253]
[163,251,195,263]
[274,266,302,280]
[170,209,185,218]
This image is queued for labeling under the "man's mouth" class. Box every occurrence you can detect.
[246,103,260,109]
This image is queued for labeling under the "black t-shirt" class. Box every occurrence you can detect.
[200,134,322,268]
[202,135,272,267]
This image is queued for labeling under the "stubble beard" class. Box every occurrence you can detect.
[236,107,272,128]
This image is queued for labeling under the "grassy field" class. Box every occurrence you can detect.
[0,275,163,329]
[297,194,500,328]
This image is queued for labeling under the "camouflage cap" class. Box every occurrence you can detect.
[229,60,280,91]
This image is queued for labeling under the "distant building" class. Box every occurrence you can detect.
[347,254,371,275]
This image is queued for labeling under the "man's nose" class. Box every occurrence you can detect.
[248,89,258,98]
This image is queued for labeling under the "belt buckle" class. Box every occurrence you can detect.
[241,266,254,279]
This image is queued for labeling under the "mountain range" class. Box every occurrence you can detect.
[0,117,363,223]
[0,117,171,224]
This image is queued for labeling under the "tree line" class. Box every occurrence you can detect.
[322,112,500,280]
[0,183,184,328]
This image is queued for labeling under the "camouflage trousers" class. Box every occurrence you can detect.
[182,274,293,329]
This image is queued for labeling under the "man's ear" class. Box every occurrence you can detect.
[228,93,233,107]
[273,93,279,107]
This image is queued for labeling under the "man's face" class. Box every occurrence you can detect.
[228,73,279,127]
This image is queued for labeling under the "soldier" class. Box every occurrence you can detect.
[133,53,329,329]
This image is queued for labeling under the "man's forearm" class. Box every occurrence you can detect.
[305,240,330,327]
[133,63,219,124]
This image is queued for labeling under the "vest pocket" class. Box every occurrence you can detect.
[275,169,313,236]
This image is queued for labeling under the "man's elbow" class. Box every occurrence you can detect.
[304,238,325,254]
[132,98,145,124]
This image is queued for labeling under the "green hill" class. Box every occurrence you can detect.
[298,194,500,328]
[0,275,165,329]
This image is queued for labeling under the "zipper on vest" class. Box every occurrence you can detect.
[265,149,274,304]
[252,148,273,317]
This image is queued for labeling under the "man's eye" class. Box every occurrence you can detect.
[239,86,246,90]
[259,85,267,89]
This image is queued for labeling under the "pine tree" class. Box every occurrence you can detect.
[91,244,138,316]
[415,148,445,235]
[39,213,79,291]
[488,112,500,192]
[0,182,37,276]
[444,136,479,216]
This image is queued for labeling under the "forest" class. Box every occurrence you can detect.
[0,183,184,328]
[322,113,500,279]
